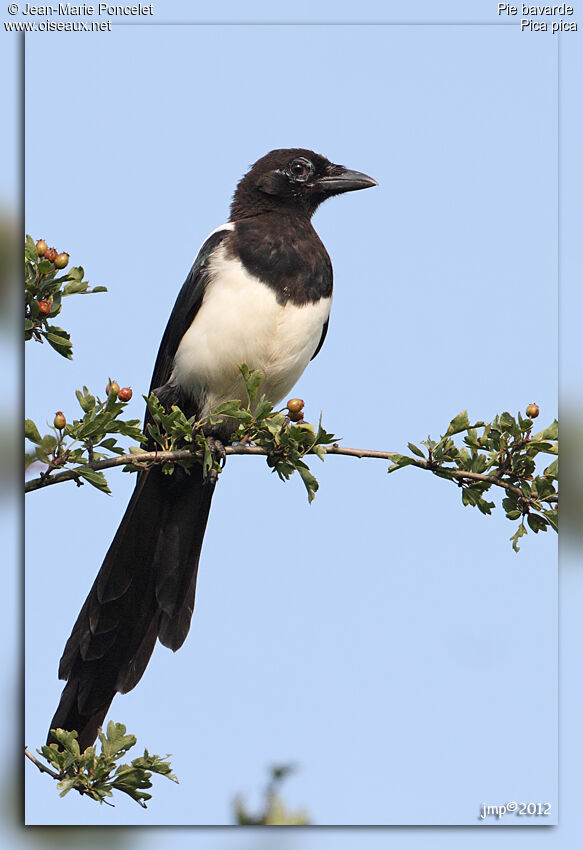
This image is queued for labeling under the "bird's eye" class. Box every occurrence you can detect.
[288,158,313,182]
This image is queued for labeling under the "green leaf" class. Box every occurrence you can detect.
[97,437,126,455]
[460,486,493,512]
[49,291,62,316]
[63,279,88,295]
[533,420,558,441]
[44,331,73,348]
[462,433,480,451]
[99,721,137,760]
[76,414,114,439]
[505,509,522,521]
[526,441,554,454]
[65,265,83,282]
[388,454,418,472]
[254,397,273,422]
[134,752,178,782]
[238,364,263,406]
[469,454,489,473]
[543,509,558,532]
[296,462,319,503]
[314,417,336,447]
[76,468,111,494]
[527,514,548,533]
[25,234,38,261]
[44,329,73,359]
[34,446,50,464]
[51,728,81,756]
[56,776,78,798]
[499,411,515,429]
[246,373,263,405]
[476,497,495,515]
[25,419,42,445]
[533,476,556,500]
[41,433,57,452]
[445,411,470,437]
[510,523,528,552]
[76,386,96,413]
[544,458,558,478]
[38,742,66,771]
[407,442,425,458]
[212,400,246,418]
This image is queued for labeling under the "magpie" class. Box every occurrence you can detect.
[48,149,377,750]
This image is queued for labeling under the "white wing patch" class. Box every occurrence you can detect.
[202,222,235,243]
[171,243,331,414]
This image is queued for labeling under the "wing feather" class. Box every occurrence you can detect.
[149,227,233,393]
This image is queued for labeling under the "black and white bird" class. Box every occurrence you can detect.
[49,149,377,750]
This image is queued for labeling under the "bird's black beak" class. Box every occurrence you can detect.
[316,167,378,194]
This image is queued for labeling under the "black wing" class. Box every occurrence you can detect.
[148,228,231,394]
[50,230,232,749]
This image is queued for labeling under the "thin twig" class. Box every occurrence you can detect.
[25,747,117,806]
[25,747,61,780]
[406,460,558,505]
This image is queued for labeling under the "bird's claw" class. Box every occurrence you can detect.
[207,437,227,469]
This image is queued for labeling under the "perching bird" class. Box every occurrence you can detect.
[48,149,377,750]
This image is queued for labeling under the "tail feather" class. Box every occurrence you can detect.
[118,614,159,695]
[49,678,110,753]
[155,471,213,650]
[158,563,200,651]
[48,463,214,749]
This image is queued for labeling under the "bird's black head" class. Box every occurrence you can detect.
[230,148,377,220]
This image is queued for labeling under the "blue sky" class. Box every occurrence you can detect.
[4,0,581,843]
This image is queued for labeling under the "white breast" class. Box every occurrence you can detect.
[171,242,331,415]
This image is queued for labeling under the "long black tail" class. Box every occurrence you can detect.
[48,464,214,751]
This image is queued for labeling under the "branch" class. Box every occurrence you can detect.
[403,458,558,505]
[25,745,114,805]
[25,444,396,493]
[25,747,61,780]
[24,444,557,505]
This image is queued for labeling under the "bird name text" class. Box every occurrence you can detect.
[497,2,578,31]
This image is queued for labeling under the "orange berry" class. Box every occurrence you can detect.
[54,252,69,269]
[526,403,540,419]
[287,398,304,414]
[118,387,133,402]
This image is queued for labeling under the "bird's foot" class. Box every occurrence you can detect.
[206,437,227,469]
